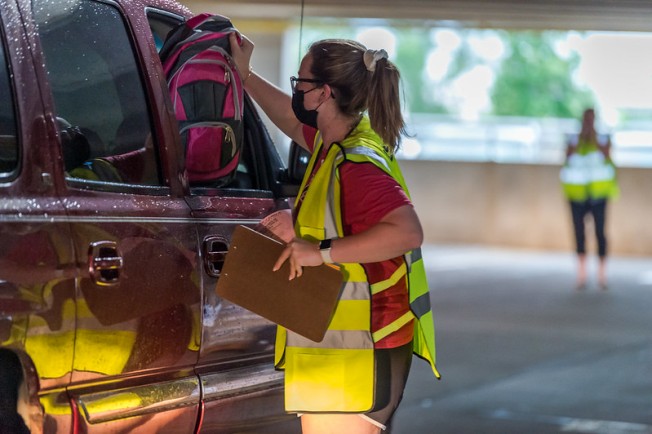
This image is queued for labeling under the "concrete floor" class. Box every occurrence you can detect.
[392,245,652,434]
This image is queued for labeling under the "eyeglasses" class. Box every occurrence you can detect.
[290,76,324,93]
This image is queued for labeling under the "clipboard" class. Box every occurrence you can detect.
[215,225,343,342]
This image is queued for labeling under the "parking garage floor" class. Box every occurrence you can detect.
[392,245,652,434]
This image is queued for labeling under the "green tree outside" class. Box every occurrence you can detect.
[393,27,448,114]
[293,21,593,119]
[490,30,594,117]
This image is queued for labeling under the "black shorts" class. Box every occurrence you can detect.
[365,342,413,430]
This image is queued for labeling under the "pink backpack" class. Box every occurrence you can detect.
[161,14,243,187]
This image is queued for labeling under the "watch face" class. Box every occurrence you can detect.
[320,239,332,250]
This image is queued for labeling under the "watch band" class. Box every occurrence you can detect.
[319,238,333,263]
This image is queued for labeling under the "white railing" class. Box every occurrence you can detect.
[398,113,652,167]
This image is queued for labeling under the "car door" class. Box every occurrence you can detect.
[28,0,201,431]
[0,2,77,432]
[186,99,295,433]
[146,9,301,433]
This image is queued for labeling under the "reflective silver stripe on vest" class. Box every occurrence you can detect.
[338,145,390,172]
[559,166,590,184]
[325,157,340,239]
[340,281,371,301]
[287,329,374,350]
[409,248,422,262]
[405,248,423,272]
[560,151,615,184]
[411,292,431,319]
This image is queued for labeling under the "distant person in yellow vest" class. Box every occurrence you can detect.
[560,108,619,290]
[230,34,439,434]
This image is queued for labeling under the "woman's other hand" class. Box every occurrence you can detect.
[273,238,323,280]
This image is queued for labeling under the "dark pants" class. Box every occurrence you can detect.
[570,198,607,257]
[367,342,413,431]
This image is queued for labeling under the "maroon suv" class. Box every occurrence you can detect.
[0,1,301,432]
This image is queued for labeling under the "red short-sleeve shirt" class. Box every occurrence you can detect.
[303,125,414,348]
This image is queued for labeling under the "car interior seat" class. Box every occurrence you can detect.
[57,118,122,183]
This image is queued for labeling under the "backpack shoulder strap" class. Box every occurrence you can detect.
[159,13,235,65]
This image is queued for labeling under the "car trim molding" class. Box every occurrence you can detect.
[201,364,284,403]
[0,215,262,225]
[76,376,200,424]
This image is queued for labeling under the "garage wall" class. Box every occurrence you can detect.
[400,160,652,256]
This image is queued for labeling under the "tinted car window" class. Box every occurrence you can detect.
[0,23,18,175]
[146,9,183,53]
[32,0,161,186]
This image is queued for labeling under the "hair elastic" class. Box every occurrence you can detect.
[363,49,388,72]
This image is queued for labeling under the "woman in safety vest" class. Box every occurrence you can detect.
[560,108,619,290]
[230,34,439,434]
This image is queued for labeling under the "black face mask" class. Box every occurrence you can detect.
[291,90,319,128]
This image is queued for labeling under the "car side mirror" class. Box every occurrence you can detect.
[274,141,309,198]
[287,141,309,184]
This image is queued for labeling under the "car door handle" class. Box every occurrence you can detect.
[203,236,228,278]
[88,241,123,286]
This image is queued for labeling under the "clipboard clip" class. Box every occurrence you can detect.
[324,263,340,271]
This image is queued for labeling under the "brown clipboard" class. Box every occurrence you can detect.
[215,225,343,342]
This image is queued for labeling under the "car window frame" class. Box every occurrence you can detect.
[30,0,169,194]
[0,9,21,181]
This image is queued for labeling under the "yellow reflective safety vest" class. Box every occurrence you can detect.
[275,117,440,413]
[560,137,619,202]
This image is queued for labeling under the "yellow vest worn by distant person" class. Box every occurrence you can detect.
[275,117,440,413]
[560,137,619,202]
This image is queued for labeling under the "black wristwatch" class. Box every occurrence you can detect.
[319,238,333,263]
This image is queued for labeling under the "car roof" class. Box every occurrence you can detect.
[141,0,193,16]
